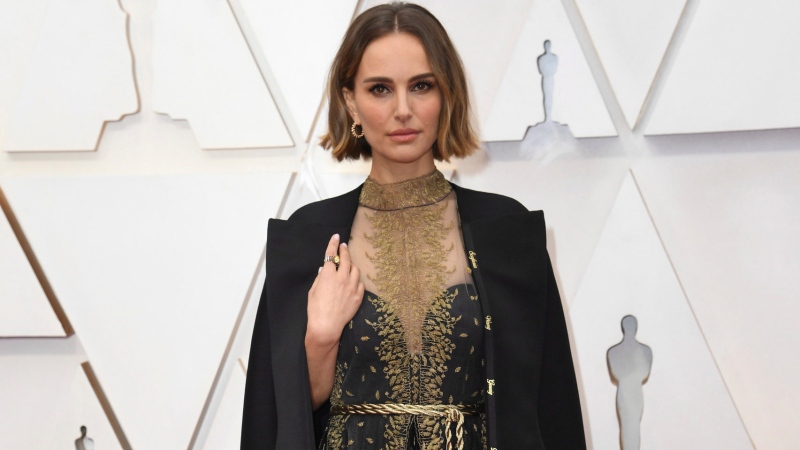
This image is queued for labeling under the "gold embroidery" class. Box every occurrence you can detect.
[364,288,462,448]
[359,170,451,211]
[468,251,478,269]
[325,171,485,449]
[487,379,496,395]
[363,199,455,354]
[485,315,492,330]
[326,363,347,448]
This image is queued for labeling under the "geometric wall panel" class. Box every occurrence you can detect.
[575,0,686,129]
[0,0,137,152]
[238,0,358,140]
[646,0,800,135]
[0,196,64,336]
[482,0,617,140]
[571,173,752,450]
[152,0,293,149]
[0,355,121,450]
[202,365,246,450]
[632,151,800,449]
[45,365,124,450]
[455,155,630,304]
[1,172,292,450]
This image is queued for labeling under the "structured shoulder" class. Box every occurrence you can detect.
[451,183,532,222]
[287,184,362,225]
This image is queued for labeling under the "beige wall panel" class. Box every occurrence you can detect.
[483,0,617,140]
[0,0,137,152]
[152,0,293,149]
[572,173,751,450]
[1,172,291,450]
[45,366,123,450]
[455,155,630,304]
[632,151,800,449]
[646,0,800,135]
[0,1,48,151]
[0,354,72,448]
[0,204,63,336]
[575,0,686,128]
[0,355,119,449]
[239,0,358,139]
[203,365,247,450]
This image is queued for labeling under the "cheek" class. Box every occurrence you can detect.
[358,102,388,129]
[420,97,442,131]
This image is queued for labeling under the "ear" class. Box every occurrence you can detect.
[342,88,360,123]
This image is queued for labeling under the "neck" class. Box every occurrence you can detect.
[359,169,450,211]
[368,153,436,184]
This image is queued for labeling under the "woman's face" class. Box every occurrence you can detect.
[344,32,442,180]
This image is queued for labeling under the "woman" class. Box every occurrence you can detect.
[242,3,584,450]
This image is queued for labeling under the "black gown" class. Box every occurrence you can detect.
[321,171,487,449]
[240,175,586,449]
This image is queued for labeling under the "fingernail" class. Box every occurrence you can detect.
[333,233,340,240]
[341,242,348,248]
[318,267,322,273]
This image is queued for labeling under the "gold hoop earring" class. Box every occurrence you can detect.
[351,122,364,139]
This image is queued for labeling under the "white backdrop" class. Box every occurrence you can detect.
[1,0,798,449]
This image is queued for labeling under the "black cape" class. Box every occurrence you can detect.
[241,183,585,450]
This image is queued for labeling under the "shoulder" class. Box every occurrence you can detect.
[287,184,362,224]
[451,183,536,222]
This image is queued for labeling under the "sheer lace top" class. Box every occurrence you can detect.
[323,171,487,449]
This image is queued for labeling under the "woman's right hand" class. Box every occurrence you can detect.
[305,234,364,409]
[307,233,365,344]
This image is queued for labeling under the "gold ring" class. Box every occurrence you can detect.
[323,255,340,265]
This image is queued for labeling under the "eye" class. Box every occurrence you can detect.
[411,80,435,92]
[368,84,391,95]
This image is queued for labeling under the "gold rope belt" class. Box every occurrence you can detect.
[329,403,482,450]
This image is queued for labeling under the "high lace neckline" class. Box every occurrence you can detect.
[359,170,452,211]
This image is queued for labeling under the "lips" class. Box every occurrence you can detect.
[388,128,420,142]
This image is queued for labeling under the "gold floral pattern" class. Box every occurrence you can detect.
[359,170,451,211]
[364,288,461,448]
[364,198,455,354]
[323,171,485,450]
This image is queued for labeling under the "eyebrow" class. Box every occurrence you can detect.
[362,73,435,84]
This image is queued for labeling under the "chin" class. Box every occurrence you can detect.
[371,141,436,163]
[380,151,432,166]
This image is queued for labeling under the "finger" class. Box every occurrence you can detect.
[348,264,361,287]
[322,234,340,270]
[356,281,365,300]
[337,241,351,274]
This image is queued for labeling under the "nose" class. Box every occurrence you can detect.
[394,90,412,122]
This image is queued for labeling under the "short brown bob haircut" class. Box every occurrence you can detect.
[320,2,480,161]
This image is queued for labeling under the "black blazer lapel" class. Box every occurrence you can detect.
[454,184,552,447]
[462,210,550,448]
